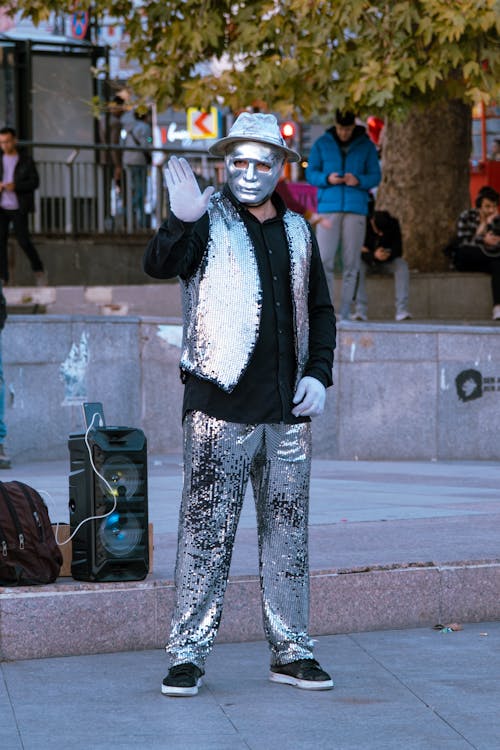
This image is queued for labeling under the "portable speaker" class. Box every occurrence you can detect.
[68,427,149,582]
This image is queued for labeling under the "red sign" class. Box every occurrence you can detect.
[71,11,89,40]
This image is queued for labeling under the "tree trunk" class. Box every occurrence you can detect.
[376,99,472,271]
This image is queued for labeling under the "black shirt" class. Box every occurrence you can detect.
[143,186,336,424]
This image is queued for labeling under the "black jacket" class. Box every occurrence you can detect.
[0,149,39,214]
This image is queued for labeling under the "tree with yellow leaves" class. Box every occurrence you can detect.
[13,0,500,268]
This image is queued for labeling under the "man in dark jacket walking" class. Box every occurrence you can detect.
[0,127,45,285]
[306,111,381,320]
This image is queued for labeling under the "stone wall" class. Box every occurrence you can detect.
[3,316,500,462]
[7,237,153,287]
[5,232,493,320]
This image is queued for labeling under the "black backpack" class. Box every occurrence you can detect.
[0,481,62,585]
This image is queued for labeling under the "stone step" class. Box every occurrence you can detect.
[1,558,497,661]
[3,272,494,320]
[1,458,499,661]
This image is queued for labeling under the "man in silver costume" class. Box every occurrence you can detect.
[143,112,336,696]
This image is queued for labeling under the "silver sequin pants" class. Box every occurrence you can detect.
[166,411,314,668]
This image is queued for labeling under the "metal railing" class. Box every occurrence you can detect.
[21,142,225,236]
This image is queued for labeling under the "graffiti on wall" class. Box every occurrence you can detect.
[455,368,500,402]
[60,332,89,404]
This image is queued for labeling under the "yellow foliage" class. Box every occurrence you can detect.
[12,0,500,116]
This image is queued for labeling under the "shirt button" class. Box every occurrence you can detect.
[268,249,273,254]
[273,275,278,281]
[276,301,281,307]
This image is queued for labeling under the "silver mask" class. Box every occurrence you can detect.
[225,142,285,206]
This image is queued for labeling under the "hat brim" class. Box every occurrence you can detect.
[209,135,300,163]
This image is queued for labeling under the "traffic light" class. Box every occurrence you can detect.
[366,116,384,147]
[279,121,300,178]
[280,121,297,142]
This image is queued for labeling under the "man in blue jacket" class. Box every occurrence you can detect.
[306,111,381,320]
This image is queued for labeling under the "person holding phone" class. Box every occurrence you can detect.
[306,111,381,320]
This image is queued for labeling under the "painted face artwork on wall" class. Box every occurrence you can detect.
[225,142,285,206]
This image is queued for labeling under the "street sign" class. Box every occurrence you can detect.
[71,11,90,40]
[187,107,220,140]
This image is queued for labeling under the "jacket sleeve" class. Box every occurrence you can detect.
[304,229,336,387]
[305,141,331,188]
[143,212,209,280]
[354,142,381,191]
[381,219,403,260]
[15,156,39,194]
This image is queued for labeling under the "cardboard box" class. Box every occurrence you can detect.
[52,522,154,578]
[53,523,72,577]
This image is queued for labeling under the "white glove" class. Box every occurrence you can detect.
[292,376,326,417]
[164,155,214,222]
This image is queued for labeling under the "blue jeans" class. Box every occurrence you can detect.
[0,336,6,443]
[128,166,147,229]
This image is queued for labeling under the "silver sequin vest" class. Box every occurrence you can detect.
[180,192,312,393]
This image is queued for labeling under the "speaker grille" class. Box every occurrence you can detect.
[98,510,144,558]
[96,453,144,499]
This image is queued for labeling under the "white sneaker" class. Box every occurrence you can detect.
[395,311,412,321]
[492,305,500,320]
[350,311,368,321]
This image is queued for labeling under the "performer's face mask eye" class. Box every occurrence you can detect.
[226,142,284,206]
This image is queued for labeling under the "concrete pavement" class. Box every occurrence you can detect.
[2,622,499,749]
[1,457,499,748]
[3,456,500,579]
[165,455,499,570]
[0,457,499,662]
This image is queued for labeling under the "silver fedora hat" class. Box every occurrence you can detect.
[209,112,300,162]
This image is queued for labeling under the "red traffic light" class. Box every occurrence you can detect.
[280,121,296,139]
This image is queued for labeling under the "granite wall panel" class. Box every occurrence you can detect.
[3,318,500,461]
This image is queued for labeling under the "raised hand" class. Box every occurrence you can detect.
[165,156,215,222]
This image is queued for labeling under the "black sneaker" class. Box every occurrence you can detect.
[161,663,204,696]
[270,658,334,690]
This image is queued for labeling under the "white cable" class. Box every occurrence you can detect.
[51,412,119,546]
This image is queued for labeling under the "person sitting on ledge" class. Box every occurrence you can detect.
[449,186,500,321]
[351,209,411,322]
